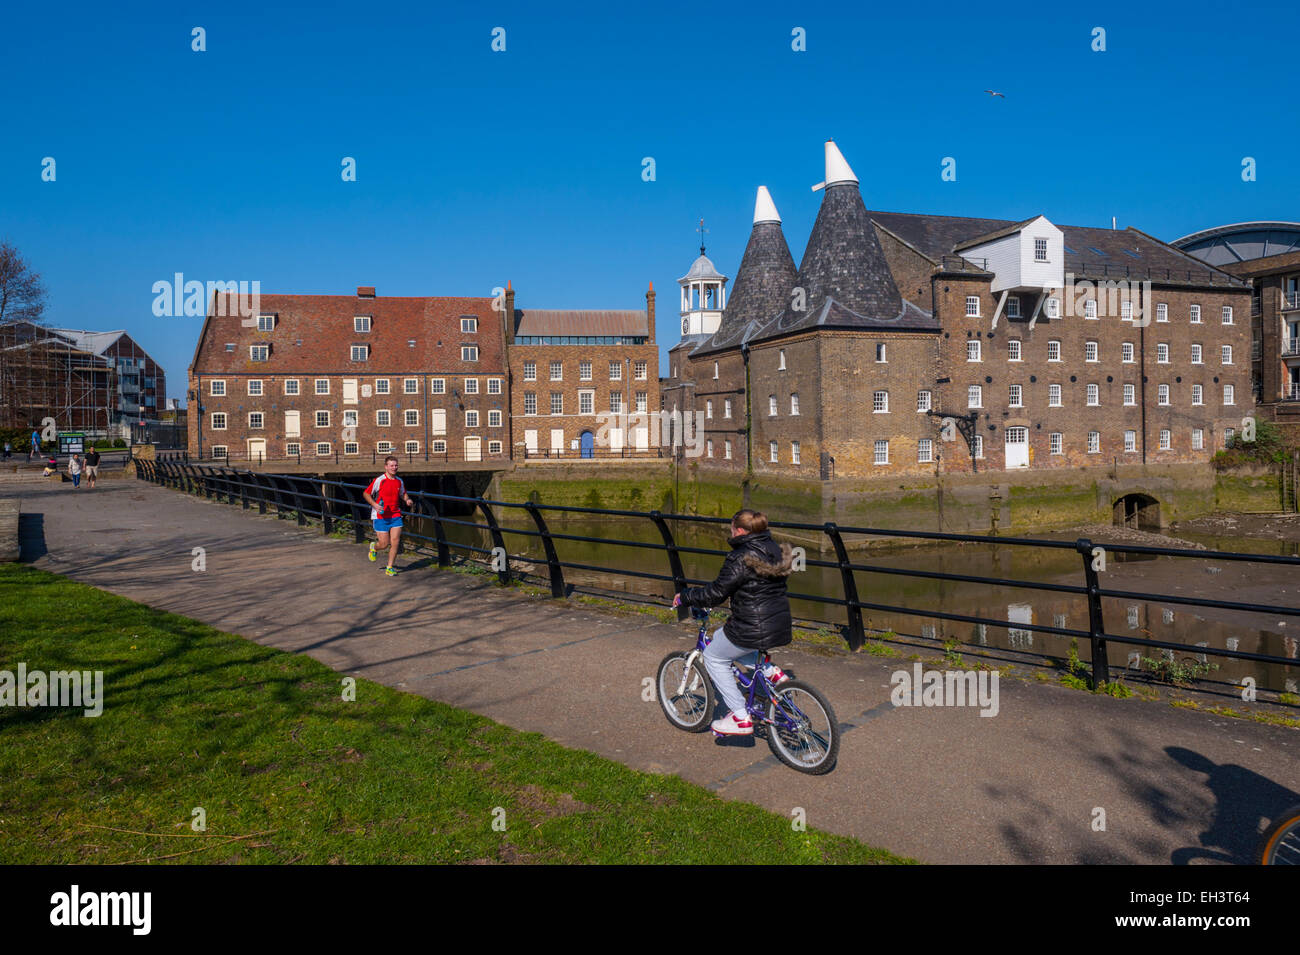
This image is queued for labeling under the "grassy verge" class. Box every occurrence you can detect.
[0,565,910,865]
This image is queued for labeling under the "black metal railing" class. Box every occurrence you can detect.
[132,458,1300,695]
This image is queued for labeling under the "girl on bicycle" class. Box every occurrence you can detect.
[673,509,794,735]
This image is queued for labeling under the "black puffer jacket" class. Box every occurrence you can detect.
[680,530,794,650]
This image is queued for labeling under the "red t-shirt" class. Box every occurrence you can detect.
[367,473,405,520]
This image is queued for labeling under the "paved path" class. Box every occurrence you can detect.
[11,480,1300,864]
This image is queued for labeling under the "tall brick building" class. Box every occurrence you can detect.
[663,141,1253,479]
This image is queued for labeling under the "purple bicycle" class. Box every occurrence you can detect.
[656,606,839,775]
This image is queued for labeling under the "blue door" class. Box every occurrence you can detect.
[580,430,594,458]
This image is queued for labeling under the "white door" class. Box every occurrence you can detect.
[247,438,266,462]
[431,409,447,436]
[1005,427,1029,469]
[550,429,564,455]
[524,430,538,454]
[343,379,359,404]
[633,424,649,450]
[464,436,482,462]
[284,410,300,437]
[609,427,624,453]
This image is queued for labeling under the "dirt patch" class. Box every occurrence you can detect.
[515,783,591,818]
[1173,512,1300,545]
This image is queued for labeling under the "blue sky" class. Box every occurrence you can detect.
[3,0,1296,404]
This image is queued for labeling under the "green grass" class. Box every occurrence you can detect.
[0,565,910,865]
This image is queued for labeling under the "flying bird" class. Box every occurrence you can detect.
[984,89,1005,98]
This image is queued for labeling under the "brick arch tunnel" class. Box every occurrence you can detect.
[1113,492,1162,531]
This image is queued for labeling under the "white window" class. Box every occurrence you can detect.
[315,442,331,456]
[344,442,359,455]
[1046,298,1060,319]
[1121,342,1134,363]
[211,445,227,458]
[551,392,563,414]
[1159,429,1171,450]
[211,412,227,430]
[1156,343,1169,363]
[1085,341,1098,362]
[578,391,594,415]
[257,314,275,332]
[374,378,389,395]
[488,409,502,427]
[489,441,502,454]
[1158,384,1169,405]
[713,362,719,380]
[315,379,330,395]
[210,379,226,396]
[1048,384,1062,407]
[1085,300,1097,320]
[769,395,778,416]
[724,439,732,460]
[790,393,799,415]
[551,361,564,381]
[247,380,263,396]
[918,438,933,463]
[706,400,713,419]
[769,441,778,463]
[1034,237,1048,262]
[1224,428,1235,448]
[1124,430,1137,452]
[1222,305,1234,325]
[1007,340,1021,361]
[972,434,984,459]
[376,410,391,427]
[1006,297,1021,319]
[284,379,299,395]
[246,412,263,429]
[791,441,801,465]
[375,441,392,454]
[778,349,787,370]
[1050,432,1062,455]
[488,378,502,395]
[873,390,889,413]
[875,343,887,363]
[405,409,419,426]
[431,440,446,454]
[1088,431,1100,454]
[874,440,889,465]
[579,360,592,381]
[461,317,478,333]
[405,440,420,455]
[404,378,418,394]
[917,390,932,412]
[465,410,479,427]
[351,345,369,361]
[965,296,980,317]
[967,340,981,361]
[1121,302,1133,322]
[968,385,982,409]
[1008,384,1022,407]
[1156,303,1168,323]
[523,361,537,381]
[1221,345,1233,364]
[1086,384,1099,406]
[1123,384,1136,405]
[1191,344,1203,364]
[1192,428,1204,450]
[724,398,732,418]
[1191,384,1203,405]
[354,316,371,333]
[524,392,536,415]
[1047,340,1061,362]
[1190,304,1202,324]
[250,345,269,362]
[315,410,330,428]
[286,442,301,456]
[1224,384,1235,405]
[634,360,647,380]
[461,345,479,361]
[455,378,473,395]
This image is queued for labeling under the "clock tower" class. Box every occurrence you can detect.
[677,222,727,341]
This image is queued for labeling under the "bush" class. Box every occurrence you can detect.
[1214,419,1291,468]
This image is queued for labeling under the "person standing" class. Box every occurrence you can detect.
[28,428,41,462]
[68,452,83,489]
[84,446,101,489]
[2,441,10,461]
[362,455,413,577]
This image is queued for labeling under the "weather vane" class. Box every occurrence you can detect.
[697,218,708,256]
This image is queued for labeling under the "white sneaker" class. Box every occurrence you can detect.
[762,663,789,685]
[711,711,754,736]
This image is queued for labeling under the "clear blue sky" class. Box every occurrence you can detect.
[3,0,1296,405]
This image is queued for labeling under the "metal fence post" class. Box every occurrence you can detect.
[320,482,333,535]
[648,511,688,620]
[825,522,865,651]
[476,499,510,584]
[524,501,565,597]
[1076,537,1111,686]
[420,496,451,567]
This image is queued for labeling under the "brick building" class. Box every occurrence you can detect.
[662,141,1253,479]
[51,329,167,437]
[188,287,508,463]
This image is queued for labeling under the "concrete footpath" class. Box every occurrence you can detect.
[10,480,1300,864]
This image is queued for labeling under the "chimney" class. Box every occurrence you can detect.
[503,280,516,345]
[1111,217,1117,230]
[646,281,656,344]
[357,286,376,297]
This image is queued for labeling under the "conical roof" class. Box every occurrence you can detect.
[679,253,725,283]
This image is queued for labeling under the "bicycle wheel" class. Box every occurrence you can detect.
[1257,805,1300,864]
[766,680,839,775]
[657,651,715,733]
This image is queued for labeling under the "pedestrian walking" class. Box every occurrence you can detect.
[28,428,40,462]
[84,447,100,489]
[2,441,10,461]
[68,452,83,488]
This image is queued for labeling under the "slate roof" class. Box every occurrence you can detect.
[513,309,649,337]
[48,329,128,355]
[693,221,797,356]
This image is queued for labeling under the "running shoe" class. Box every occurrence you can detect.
[385,566,397,577]
[711,711,754,736]
[368,542,377,562]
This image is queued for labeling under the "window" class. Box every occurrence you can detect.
[1088,431,1100,454]
[790,393,800,415]
[460,317,478,333]
[1124,431,1137,453]
[344,409,361,427]
[404,378,418,394]
[336,442,355,457]
[1121,302,1133,322]
[967,340,981,362]
[550,392,563,415]
[1087,384,1099,406]
[431,440,446,454]
[609,392,622,413]
[316,442,331,457]
[579,360,592,381]
[464,378,478,394]
[211,412,227,430]
[405,441,420,455]
[354,316,371,333]
[874,440,889,465]
[286,442,300,456]
[376,410,391,427]
[1222,305,1233,325]
[465,410,479,427]
[250,345,269,362]
[523,361,537,381]
[1156,383,1170,406]
[875,343,887,363]
[1048,340,1061,362]
[1034,237,1048,262]
[724,439,732,460]
[1085,300,1097,320]
[606,361,619,381]
[724,398,732,418]
[918,438,933,463]
[634,360,647,380]
[1122,342,1134,363]
[1190,304,1202,324]
[1123,384,1136,405]
[374,378,389,395]
[778,349,787,370]
[791,441,801,465]
[461,345,479,361]
[965,296,980,317]
[769,395,778,416]
[1192,384,1203,405]
[211,445,228,458]
[873,390,889,413]
[405,409,419,426]
[1221,345,1233,364]
[247,380,263,396]
[550,361,563,381]
[315,379,330,395]
[524,392,536,415]
[1156,303,1168,323]
[968,385,982,409]
[257,314,275,332]
[1156,343,1169,363]
[1008,384,1022,407]
[713,362,719,380]
[917,390,932,412]
[1191,344,1203,364]
[769,441,778,463]
[1046,298,1060,319]
[635,391,647,413]
[1159,429,1171,451]
[973,434,984,459]
[1050,432,1062,455]
[376,441,392,454]
[488,409,502,427]
[284,379,300,395]
[315,411,330,428]
[706,400,713,419]
[1192,429,1204,450]
[489,441,502,454]
[1085,341,1098,362]
[210,380,226,396]
[1224,384,1235,405]
[248,412,263,429]
[1006,297,1021,319]
[1049,384,1062,407]
[351,345,369,361]
[487,378,501,395]
[1007,340,1021,361]
[1224,428,1235,448]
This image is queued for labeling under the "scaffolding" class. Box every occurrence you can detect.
[0,325,117,435]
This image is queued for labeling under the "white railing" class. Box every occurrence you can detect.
[1285,291,1300,311]
[1290,383,1300,401]
[1284,338,1300,358]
